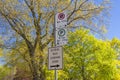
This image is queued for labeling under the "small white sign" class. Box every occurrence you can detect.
[55,12,67,28]
[55,28,68,46]
[48,46,63,70]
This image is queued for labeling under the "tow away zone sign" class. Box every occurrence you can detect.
[48,46,63,70]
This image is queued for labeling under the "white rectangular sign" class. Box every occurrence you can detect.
[55,28,68,46]
[55,12,67,28]
[48,46,63,70]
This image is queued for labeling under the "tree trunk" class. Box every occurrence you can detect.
[39,67,46,80]
[31,58,39,80]
[30,50,46,80]
[39,51,46,80]
[81,65,86,80]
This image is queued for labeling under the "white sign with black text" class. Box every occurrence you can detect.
[48,46,63,70]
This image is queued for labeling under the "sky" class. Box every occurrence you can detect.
[106,0,120,39]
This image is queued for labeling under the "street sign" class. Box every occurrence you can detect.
[55,28,68,46]
[55,12,67,28]
[48,46,63,70]
[55,11,68,46]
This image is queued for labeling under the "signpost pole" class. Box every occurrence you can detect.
[54,1,57,80]
[55,68,57,80]
[49,1,67,80]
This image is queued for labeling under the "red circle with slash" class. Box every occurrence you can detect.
[58,13,65,20]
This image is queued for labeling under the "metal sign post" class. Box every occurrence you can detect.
[55,68,57,80]
[49,1,67,80]
[53,11,67,80]
[54,8,57,80]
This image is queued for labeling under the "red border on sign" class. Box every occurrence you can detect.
[58,13,65,20]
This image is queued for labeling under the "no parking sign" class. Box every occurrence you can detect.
[55,12,67,28]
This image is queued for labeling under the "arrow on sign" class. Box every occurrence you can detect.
[50,64,60,68]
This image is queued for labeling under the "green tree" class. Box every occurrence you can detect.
[2,41,36,79]
[0,0,110,80]
[109,38,120,80]
[63,28,117,80]
[0,66,12,80]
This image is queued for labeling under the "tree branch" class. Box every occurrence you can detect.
[67,0,78,21]
[68,0,89,22]
[78,0,89,9]
[60,0,72,12]
[41,12,54,38]
[78,7,103,12]
[42,38,53,50]
[24,0,42,53]
[68,16,85,25]
[68,12,91,25]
